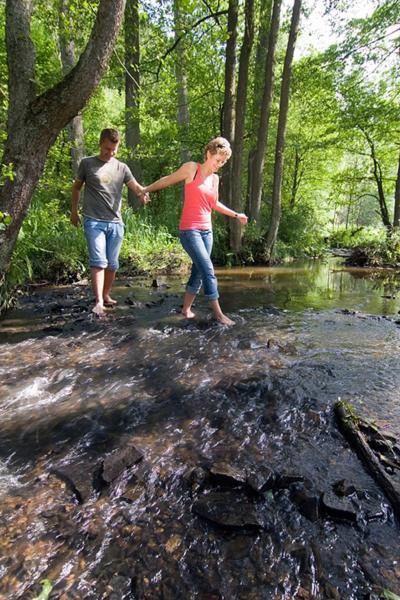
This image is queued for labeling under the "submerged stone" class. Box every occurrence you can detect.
[321,491,358,522]
[291,484,321,521]
[192,490,264,530]
[102,444,144,483]
[332,479,357,497]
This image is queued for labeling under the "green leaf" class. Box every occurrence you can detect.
[33,579,53,600]
[383,590,400,600]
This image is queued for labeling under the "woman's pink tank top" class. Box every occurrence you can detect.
[179,164,218,230]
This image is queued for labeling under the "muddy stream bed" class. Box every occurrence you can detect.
[0,258,399,599]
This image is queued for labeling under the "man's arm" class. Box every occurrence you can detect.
[71,179,84,226]
[126,178,151,205]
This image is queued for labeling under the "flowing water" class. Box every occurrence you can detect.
[0,258,399,599]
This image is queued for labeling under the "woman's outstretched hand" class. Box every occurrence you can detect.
[236,213,248,225]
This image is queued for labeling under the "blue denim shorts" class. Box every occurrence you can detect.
[83,218,124,271]
[179,229,219,300]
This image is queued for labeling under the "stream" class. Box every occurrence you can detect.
[0,258,399,599]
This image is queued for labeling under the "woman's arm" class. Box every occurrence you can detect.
[144,161,197,193]
[215,200,248,225]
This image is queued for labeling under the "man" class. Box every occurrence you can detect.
[71,128,149,316]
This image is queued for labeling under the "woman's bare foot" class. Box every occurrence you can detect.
[92,302,106,317]
[103,295,117,306]
[181,309,196,318]
[215,313,235,326]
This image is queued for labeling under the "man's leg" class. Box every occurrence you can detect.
[84,218,108,316]
[91,267,106,315]
[103,269,117,305]
[104,222,124,305]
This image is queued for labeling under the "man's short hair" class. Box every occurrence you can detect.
[100,128,120,144]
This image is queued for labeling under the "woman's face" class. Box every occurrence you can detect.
[207,151,230,172]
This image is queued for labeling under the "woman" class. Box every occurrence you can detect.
[143,137,248,326]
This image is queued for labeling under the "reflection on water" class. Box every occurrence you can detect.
[0,258,399,598]
[216,259,400,315]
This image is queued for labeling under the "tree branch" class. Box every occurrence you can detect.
[156,10,228,79]
[28,0,126,140]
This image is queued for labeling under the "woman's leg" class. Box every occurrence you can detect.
[179,230,234,325]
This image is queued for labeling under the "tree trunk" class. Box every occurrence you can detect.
[335,401,400,519]
[229,0,255,253]
[220,0,239,209]
[173,0,191,163]
[0,0,126,282]
[59,0,85,177]
[393,151,400,229]
[248,0,281,224]
[125,0,142,209]
[289,146,303,209]
[263,0,302,261]
[359,126,391,231]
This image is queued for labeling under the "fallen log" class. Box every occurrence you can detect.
[334,400,400,519]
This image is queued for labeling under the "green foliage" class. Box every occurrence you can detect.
[120,208,189,275]
[33,580,53,600]
[278,200,327,258]
[9,200,88,286]
[328,225,385,249]
[0,210,12,231]
[346,228,400,267]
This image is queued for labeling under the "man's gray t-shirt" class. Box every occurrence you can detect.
[77,156,134,222]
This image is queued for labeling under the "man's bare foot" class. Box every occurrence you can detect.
[103,296,117,306]
[92,302,106,317]
[181,309,196,318]
[215,313,235,326]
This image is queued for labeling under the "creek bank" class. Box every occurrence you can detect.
[335,400,400,519]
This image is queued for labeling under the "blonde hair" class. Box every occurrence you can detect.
[204,137,232,160]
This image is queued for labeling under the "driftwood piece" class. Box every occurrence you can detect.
[334,401,400,518]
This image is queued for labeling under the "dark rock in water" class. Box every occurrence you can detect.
[321,490,357,522]
[106,575,135,599]
[332,479,357,497]
[125,297,145,308]
[102,444,143,483]
[291,484,321,521]
[192,490,264,530]
[208,461,274,495]
[184,467,208,494]
[151,278,169,289]
[246,466,275,494]
[275,472,305,489]
[209,462,247,487]
[50,462,97,504]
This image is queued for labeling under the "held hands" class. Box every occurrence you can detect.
[138,189,151,205]
[236,213,248,225]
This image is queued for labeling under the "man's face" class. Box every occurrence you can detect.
[99,139,119,161]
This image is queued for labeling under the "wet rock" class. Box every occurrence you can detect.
[209,462,247,487]
[321,490,357,522]
[274,472,305,489]
[49,462,96,504]
[290,484,320,521]
[332,479,357,497]
[102,444,144,484]
[106,575,135,599]
[184,467,208,494]
[246,466,275,494]
[192,490,264,531]
[125,297,145,308]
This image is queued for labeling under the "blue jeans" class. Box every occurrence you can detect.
[179,229,219,300]
[83,218,124,271]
